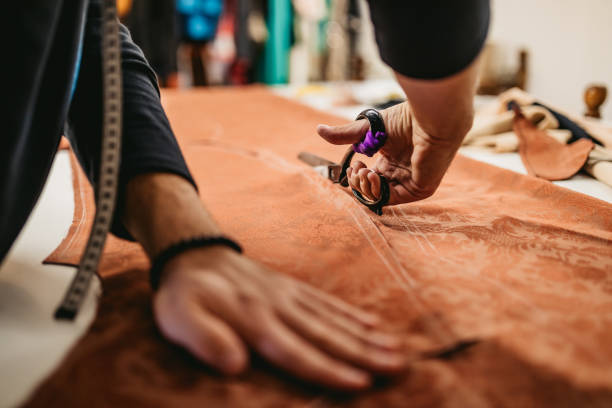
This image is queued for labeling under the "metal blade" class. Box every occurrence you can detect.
[312,165,332,179]
[298,151,337,167]
[298,151,343,182]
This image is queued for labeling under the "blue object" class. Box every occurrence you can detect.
[70,41,83,100]
[198,0,222,15]
[176,0,197,14]
[176,0,222,42]
[186,14,214,40]
[70,21,86,102]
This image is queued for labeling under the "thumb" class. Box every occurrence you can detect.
[317,120,370,145]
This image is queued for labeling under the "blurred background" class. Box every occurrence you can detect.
[117,0,612,118]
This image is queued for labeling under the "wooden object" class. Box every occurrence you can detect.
[584,85,607,119]
[116,0,133,18]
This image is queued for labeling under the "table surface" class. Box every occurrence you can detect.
[1,81,611,407]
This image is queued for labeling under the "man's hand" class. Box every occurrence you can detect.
[154,246,406,389]
[318,62,480,205]
[318,102,463,204]
[123,173,406,390]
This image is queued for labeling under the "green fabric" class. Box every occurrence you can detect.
[260,0,292,84]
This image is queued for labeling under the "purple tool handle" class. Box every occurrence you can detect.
[353,130,387,157]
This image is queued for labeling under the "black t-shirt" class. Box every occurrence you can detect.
[368,0,490,79]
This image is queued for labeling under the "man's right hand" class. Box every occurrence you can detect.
[318,102,467,204]
[317,62,480,206]
[153,246,407,390]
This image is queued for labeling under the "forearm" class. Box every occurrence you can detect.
[366,0,488,144]
[395,58,480,147]
[123,172,221,258]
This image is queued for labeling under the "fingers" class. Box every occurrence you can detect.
[358,169,374,200]
[252,313,373,389]
[154,293,248,375]
[295,280,380,328]
[279,303,406,374]
[295,296,402,351]
[317,120,369,145]
[347,161,381,202]
[186,273,371,388]
[158,252,407,390]
[348,162,366,197]
[347,162,365,197]
[367,171,381,199]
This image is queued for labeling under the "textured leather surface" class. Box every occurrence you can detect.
[513,110,594,180]
[30,87,612,407]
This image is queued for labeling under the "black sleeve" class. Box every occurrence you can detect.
[66,0,196,239]
[367,0,490,80]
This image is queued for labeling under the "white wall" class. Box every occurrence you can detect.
[488,0,612,119]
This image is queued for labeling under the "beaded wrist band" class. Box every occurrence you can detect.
[352,109,387,157]
[150,236,243,290]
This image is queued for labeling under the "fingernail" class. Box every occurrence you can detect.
[317,124,330,133]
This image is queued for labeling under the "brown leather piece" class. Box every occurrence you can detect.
[513,109,594,180]
[44,152,147,276]
[31,87,612,407]
[58,137,70,150]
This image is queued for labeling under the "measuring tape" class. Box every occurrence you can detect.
[55,0,123,320]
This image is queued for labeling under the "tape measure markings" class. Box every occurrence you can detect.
[55,0,123,320]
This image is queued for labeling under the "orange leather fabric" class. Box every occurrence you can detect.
[31,87,612,407]
[513,109,594,180]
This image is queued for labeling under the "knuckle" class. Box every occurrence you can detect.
[199,272,230,290]
[235,288,261,306]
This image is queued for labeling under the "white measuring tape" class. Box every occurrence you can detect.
[55,0,123,320]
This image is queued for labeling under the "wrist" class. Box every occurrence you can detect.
[163,246,238,273]
[416,115,472,149]
[394,59,478,148]
[151,236,243,290]
[123,172,221,257]
[156,246,243,291]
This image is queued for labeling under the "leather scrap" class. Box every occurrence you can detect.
[464,87,612,186]
[512,103,594,180]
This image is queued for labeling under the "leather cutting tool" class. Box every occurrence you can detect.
[298,109,391,215]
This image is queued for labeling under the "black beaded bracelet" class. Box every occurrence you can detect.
[150,236,243,290]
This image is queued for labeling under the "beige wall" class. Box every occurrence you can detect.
[488,0,612,119]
